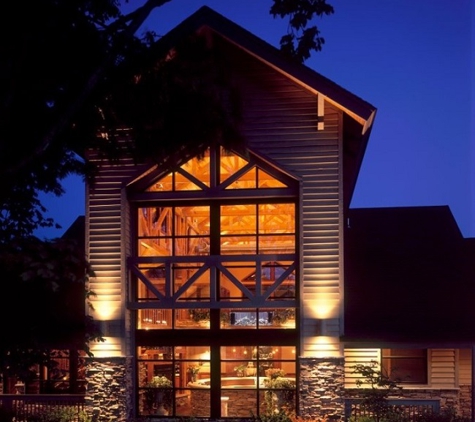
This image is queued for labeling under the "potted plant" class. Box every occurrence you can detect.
[189,309,210,326]
[272,308,295,326]
[144,375,173,415]
[187,365,200,383]
[264,370,295,414]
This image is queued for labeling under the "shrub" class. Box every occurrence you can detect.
[26,407,90,422]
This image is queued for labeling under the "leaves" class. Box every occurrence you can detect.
[0,236,101,378]
[270,0,334,62]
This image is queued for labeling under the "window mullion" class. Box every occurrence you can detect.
[210,205,220,255]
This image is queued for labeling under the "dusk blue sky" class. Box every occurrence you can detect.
[36,0,474,239]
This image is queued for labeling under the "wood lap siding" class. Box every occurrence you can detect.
[87,41,345,357]
[430,349,457,387]
[458,349,471,385]
[86,152,139,339]
[344,349,380,388]
[235,51,343,356]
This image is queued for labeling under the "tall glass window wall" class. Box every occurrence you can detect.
[130,147,298,418]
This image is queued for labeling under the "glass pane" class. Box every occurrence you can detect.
[146,173,173,191]
[187,309,211,329]
[176,346,210,361]
[220,148,248,184]
[257,169,287,188]
[225,167,257,189]
[229,309,258,328]
[137,267,166,298]
[221,235,256,255]
[219,262,256,301]
[138,309,172,329]
[258,204,295,234]
[175,308,211,329]
[223,389,258,417]
[138,206,172,239]
[259,234,295,254]
[138,238,172,256]
[180,150,211,188]
[178,346,211,416]
[175,170,202,191]
[382,349,427,383]
[175,388,193,416]
[173,263,210,301]
[265,309,296,328]
[189,389,210,417]
[221,205,256,234]
[383,349,426,357]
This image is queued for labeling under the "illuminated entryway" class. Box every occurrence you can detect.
[128,146,299,418]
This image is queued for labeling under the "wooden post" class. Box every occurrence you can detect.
[471,345,475,422]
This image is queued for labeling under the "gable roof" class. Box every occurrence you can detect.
[343,206,475,346]
[149,6,377,205]
[154,6,376,126]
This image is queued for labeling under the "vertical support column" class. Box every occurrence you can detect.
[299,357,345,420]
[85,357,131,422]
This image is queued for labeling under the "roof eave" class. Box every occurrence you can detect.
[152,6,377,129]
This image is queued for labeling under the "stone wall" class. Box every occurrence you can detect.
[300,357,346,420]
[459,385,472,419]
[85,357,131,422]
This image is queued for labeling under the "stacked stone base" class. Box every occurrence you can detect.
[85,357,131,422]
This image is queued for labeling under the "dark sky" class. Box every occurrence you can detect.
[35,0,474,239]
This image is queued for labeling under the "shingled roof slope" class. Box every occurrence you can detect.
[344,206,475,346]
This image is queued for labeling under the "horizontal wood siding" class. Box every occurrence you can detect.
[86,153,139,353]
[344,348,380,388]
[459,349,471,385]
[429,349,457,388]
[233,49,343,357]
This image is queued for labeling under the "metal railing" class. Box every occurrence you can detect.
[0,394,85,421]
[344,398,441,421]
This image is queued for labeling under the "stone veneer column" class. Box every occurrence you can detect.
[299,357,345,420]
[85,357,133,422]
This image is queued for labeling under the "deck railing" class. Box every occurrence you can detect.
[344,398,441,421]
[0,394,85,421]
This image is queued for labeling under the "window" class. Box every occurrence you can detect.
[137,345,296,417]
[381,349,427,384]
[129,146,299,418]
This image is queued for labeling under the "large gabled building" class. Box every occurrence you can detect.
[80,6,474,421]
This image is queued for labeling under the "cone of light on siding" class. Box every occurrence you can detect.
[88,276,122,357]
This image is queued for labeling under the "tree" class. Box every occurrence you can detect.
[0,0,333,384]
[0,235,102,388]
[351,362,402,422]
[0,0,333,238]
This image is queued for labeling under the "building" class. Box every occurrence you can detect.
[82,6,474,420]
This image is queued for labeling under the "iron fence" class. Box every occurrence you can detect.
[0,394,85,421]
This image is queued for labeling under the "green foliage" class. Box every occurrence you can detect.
[26,407,91,422]
[264,371,296,415]
[144,376,173,413]
[414,406,470,422]
[0,0,333,392]
[189,309,210,322]
[270,0,335,62]
[351,361,402,422]
[255,410,294,422]
[146,375,173,388]
[0,236,103,381]
[1,0,333,241]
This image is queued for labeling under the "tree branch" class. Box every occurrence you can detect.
[4,0,172,178]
